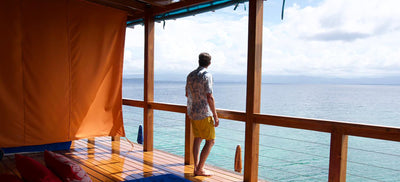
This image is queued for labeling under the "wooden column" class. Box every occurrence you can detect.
[88,137,95,144]
[111,136,120,141]
[143,8,154,152]
[328,130,348,182]
[112,140,121,154]
[244,0,263,181]
[184,114,194,165]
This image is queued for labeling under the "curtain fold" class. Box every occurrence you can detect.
[0,0,126,148]
[0,0,24,147]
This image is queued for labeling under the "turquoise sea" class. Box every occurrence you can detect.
[122,79,400,182]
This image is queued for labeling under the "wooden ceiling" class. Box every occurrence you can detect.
[87,0,216,21]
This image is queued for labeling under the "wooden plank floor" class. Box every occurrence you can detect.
[1,137,247,182]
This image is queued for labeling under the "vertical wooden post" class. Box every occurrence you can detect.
[88,137,95,144]
[244,0,263,181]
[329,130,348,182]
[111,136,120,141]
[143,7,154,152]
[112,140,120,154]
[184,114,194,165]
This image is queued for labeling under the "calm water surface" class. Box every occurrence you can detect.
[122,79,400,182]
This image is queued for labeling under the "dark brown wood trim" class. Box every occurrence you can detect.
[122,99,400,142]
[217,109,246,122]
[244,0,263,181]
[184,114,194,165]
[254,114,400,142]
[328,131,348,182]
[122,99,144,108]
[152,0,214,16]
[149,102,186,113]
[143,7,155,152]
[88,0,145,11]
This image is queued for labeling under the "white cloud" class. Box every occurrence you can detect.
[123,28,144,77]
[263,0,400,77]
[123,0,400,79]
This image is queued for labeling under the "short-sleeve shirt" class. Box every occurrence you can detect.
[186,66,213,120]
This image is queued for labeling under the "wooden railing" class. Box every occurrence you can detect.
[122,99,400,182]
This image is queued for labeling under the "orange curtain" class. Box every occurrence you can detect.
[0,0,126,148]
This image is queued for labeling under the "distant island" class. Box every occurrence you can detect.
[123,73,400,85]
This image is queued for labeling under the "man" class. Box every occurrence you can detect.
[186,52,219,176]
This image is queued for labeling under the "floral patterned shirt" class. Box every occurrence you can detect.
[186,66,213,120]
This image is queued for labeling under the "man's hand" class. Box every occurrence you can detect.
[207,93,219,127]
[214,115,219,127]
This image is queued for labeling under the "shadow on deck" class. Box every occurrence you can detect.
[1,137,247,182]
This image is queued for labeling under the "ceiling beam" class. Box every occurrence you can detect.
[87,0,146,13]
[107,0,146,11]
[152,0,214,15]
[127,12,145,22]
[140,0,172,7]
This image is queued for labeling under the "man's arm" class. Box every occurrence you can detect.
[207,93,219,127]
[185,83,188,97]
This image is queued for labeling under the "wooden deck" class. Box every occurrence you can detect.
[0,137,245,182]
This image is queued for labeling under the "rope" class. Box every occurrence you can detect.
[121,137,135,153]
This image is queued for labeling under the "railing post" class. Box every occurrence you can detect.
[88,137,95,144]
[244,0,263,181]
[143,7,154,152]
[329,130,348,182]
[184,114,194,165]
[111,136,120,141]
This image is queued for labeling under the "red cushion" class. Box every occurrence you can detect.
[44,150,92,182]
[15,154,62,182]
[0,174,23,182]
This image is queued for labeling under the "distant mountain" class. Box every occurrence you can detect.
[123,73,400,85]
[214,74,400,85]
[260,75,400,85]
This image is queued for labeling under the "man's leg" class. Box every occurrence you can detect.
[195,139,215,176]
[193,137,203,173]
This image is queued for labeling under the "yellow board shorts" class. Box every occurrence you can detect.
[191,116,215,140]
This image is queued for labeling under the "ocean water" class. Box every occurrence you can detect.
[122,79,400,182]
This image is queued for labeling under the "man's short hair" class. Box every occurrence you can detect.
[199,52,211,67]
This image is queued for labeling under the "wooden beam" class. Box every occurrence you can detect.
[111,140,121,154]
[184,114,194,165]
[122,99,145,108]
[111,136,120,141]
[88,137,95,144]
[122,99,400,142]
[87,0,146,11]
[122,99,247,121]
[127,13,145,22]
[255,114,335,132]
[244,0,263,181]
[108,0,146,11]
[149,102,186,113]
[217,109,246,122]
[152,0,213,16]
[143,7,155,152]
[255,114,400,142]
[85,0,138,16]
[141,0,172,7]
[328,131,348,182]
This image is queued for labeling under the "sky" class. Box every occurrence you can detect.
[123,0,400,81]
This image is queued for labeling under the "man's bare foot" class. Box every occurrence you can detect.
[194,169,213,176]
